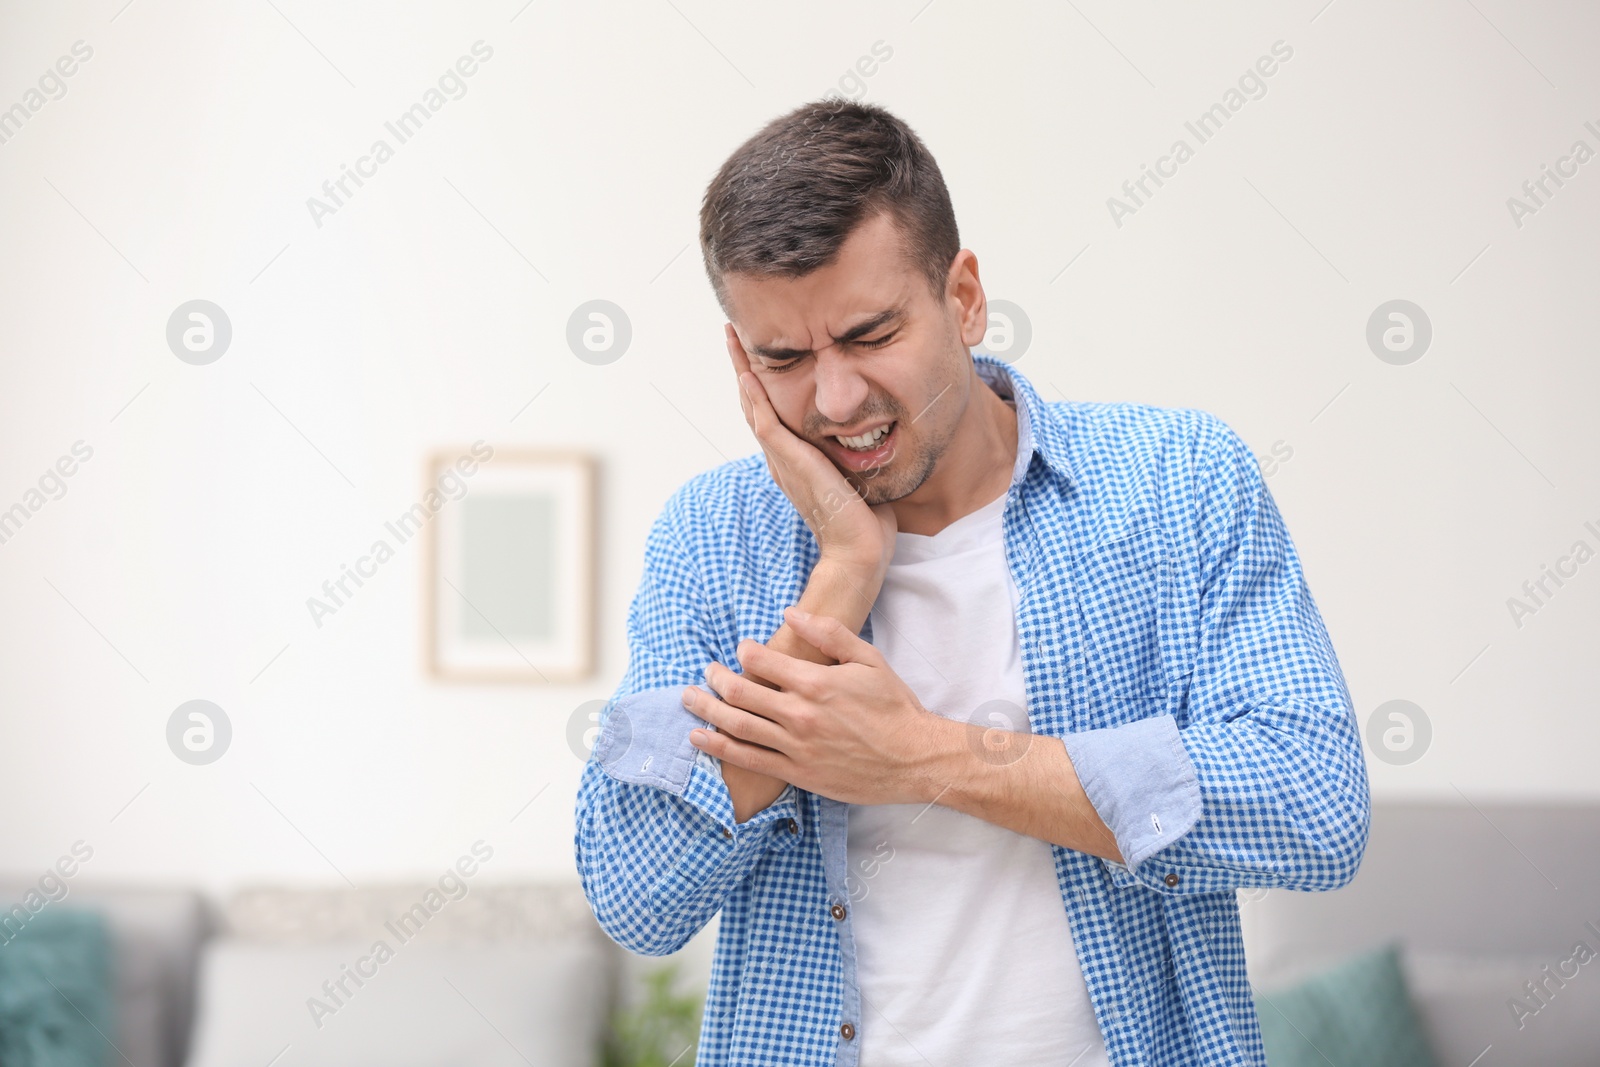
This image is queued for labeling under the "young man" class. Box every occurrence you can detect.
[574,100,1369,1067]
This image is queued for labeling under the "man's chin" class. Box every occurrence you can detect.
[842,460,924,507]
[821,434,937,506]
[851,481,899,507]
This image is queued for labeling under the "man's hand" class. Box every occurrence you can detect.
[689,608,1126,862]
[726,324,896,583]
[687,607,943,806]
[708,324,902,824]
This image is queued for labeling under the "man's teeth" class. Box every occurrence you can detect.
[835,424,892,451]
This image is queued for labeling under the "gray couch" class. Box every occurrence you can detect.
[7,803,1598,1065]
[0,883,209,1067]
[1242,801,1600,1065]
[0,881,621,1067]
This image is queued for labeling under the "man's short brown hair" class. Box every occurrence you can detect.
[699,99,960,313]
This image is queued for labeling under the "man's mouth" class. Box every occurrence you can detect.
[825,420,898,472]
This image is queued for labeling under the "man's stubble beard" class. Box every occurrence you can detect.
[847,439,941,506]
[843,373,965,506]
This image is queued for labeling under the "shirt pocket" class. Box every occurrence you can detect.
[1071,523,1170,723]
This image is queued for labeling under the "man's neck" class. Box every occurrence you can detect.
[890,366,1019,537]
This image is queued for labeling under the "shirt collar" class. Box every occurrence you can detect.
[971,353,1076,489]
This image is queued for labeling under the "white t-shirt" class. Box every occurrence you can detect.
[847,488,1110,1067]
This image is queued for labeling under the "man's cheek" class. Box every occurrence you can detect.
[764,384,811,439]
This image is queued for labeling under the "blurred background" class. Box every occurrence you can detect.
[1,1,1596,1065]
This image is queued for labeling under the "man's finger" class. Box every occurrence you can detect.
[725,332,778,441]
[738,372,814,491]
[737,637,824,694]
[740,370,780,442]
[727,327,762,432]
[724,325,844,486]
[726,326,769,436]
[690,724,786,778]
[722,331,784,442]
[705,660,789,722]
[689,683,789,751]
[724,322,753,377]
[781,606,881,667]
[739,369,819,475]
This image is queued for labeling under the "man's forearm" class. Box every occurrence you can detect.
[918,716,1124,862]
[721,558,880,823]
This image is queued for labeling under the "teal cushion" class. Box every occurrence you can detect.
[1254,943,1438,1067]
[0,907,114,1067]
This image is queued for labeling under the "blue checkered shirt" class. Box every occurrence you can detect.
[575,355,1370,1066]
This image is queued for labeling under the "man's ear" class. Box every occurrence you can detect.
[947,250,987,348]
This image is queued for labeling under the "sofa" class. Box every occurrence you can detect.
[0,882,208,1067]
[4,801,1598,1065]
[0,880,625,1067]
[1242,801,1600,1064]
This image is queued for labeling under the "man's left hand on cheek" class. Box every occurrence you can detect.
[686,606,945,806]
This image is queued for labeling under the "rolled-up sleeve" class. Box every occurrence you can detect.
[574,487,805,956]
[1073,416,1370,895]
[1061,715,1201,869]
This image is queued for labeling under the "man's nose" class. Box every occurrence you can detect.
[812,348,869,425]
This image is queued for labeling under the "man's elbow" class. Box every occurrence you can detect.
[576,844,697,957]
[594,897,695,957]
[1333,788,1372,889]
[576,864,694,957]
[1298,781,1371,891]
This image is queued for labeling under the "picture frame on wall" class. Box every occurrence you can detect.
[425,448,596,683]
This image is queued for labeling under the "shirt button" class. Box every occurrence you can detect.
[840,1022,856,1040]
[787,818,799,834]
[1163,872,1180,888]
[830,903,847,921]
[721,827,732,839]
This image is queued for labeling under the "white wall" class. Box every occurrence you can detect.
[1,0,1596,911]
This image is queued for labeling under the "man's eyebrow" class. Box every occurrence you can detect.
[748,306,905,360]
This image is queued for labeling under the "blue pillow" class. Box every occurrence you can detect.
[0,907,114,1067]
[1254,943,1438,1067]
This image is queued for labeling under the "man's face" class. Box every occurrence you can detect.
[722,212,976,506]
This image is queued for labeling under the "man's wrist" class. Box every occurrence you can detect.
[913,715,1124,861]
[806,554,884,626]
[713,550,883,824]
[723,761,788,824]
[916,713,980,806]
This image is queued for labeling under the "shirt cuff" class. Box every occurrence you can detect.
[1060,714,1201,871]
[593,682,805,843]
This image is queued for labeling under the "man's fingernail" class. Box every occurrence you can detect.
[787,607,811,622]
